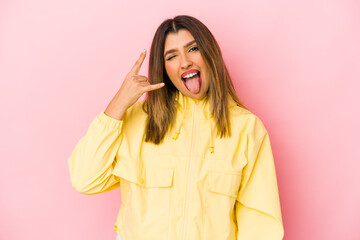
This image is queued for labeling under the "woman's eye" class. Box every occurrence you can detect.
[166,47,198,61]
[189,46,199,52]
[166,55,176,61]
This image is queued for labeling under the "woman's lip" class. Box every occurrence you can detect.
[181,71,200,81]
[181,69,200,78]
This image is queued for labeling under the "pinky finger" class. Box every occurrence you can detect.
[145,82,165,92]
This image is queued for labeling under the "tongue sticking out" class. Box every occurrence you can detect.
[183,73,201,94]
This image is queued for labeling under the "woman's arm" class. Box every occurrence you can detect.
[68,50,164,195]
[67,112,124,195]
[235,118,284,239]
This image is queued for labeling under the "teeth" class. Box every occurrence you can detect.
[183,72,198,79]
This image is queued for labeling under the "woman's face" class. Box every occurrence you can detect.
[164,29,210,99]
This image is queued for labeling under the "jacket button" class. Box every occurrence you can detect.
[140,178,144,184]
[114,225,123,232]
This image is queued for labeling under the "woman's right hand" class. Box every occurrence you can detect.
[104,50,165,120]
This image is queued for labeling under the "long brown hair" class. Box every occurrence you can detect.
[144,15,247,144]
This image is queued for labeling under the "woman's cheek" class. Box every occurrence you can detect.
[165,63,178,79]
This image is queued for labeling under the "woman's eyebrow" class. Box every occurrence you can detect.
[164,40,196,57]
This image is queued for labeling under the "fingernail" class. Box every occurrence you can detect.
[143,49,146,53]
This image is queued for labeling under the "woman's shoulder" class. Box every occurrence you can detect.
[228,102,268,136]
[227,95,253,117]
[122,100,148,122]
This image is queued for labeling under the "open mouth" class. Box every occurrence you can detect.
[181,71,201,93]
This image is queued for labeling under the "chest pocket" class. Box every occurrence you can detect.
[139,165,174,188]
[203,171,242,239]
[114,160,174,187]
[115,163,175,239]
[207,171,241,198]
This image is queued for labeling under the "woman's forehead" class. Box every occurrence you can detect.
[164,29,196,53]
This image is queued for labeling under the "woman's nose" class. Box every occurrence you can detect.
[180,54,193,69]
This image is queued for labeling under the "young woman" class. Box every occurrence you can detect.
[68,15,284,240]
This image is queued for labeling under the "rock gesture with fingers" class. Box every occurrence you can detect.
[104,50,165,120]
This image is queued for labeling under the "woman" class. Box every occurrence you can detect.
[68,15,284,240]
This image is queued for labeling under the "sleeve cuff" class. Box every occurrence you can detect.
[98,111,124,130]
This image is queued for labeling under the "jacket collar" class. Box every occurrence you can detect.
[174,90,209,113]
[172,91,238,154]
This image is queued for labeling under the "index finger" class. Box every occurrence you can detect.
[129,49,146,75]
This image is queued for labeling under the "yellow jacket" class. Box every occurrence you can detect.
[68,91,284,240]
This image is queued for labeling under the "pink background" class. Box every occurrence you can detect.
[1,0,359,239]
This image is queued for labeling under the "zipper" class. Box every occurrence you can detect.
[182,102,198,240]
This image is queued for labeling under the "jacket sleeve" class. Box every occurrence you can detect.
[235,118,284,239]
[68,111,124,195]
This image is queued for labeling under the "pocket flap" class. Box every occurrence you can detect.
[113,160,174,188]
[143,166,174,188]
[207,171,242,198]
